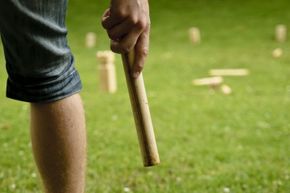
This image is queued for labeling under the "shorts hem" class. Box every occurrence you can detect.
[6,69,82,103]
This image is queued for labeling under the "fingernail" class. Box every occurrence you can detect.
[133,72,140,79]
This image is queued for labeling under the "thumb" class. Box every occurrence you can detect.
[132,27,150,78]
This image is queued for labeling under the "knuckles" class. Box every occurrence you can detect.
[136,63,144,70]
[114,9,149,30]
[110,44,121,54]
[111,43,132,54]
[107,31,118,41]
[136,19,147,30]
[114,9,129,19]
[121,45,132,53]
[140,47,149,57]
[107,8,150,55]
[101,19,108,29]
[129,17,148,31]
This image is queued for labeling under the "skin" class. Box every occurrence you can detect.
[30,94,86,193]
[28,1,150,193]
[102,0,150,78]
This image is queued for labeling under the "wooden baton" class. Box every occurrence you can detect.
[121,51,160,167]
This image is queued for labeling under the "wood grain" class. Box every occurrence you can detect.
[121,51,160,167]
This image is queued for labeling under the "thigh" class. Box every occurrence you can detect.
[0,0,70,75]
[0,0,82,102]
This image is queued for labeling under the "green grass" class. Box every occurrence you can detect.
[0,0,290,192]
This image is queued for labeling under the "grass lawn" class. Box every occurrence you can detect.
[0,0,289,192]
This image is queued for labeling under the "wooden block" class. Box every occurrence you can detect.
[99,64,117,93]
[85,32,97,48]
[272,48,283,58]
[192,76,223,86]
[96,51,117,93]
[96,51,115,63]
[209,69,249,76]
[189,27,201,44]
[221,84,232,95]
[275,24,287,42]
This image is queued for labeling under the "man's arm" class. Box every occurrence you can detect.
[102,0,150,78]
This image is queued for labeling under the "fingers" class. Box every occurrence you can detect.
[132,26,150,78]
[105,18,133,41]
[101,0,150,78]
[103,14,146,52]
[101,9,124,30]
[110,28,141,53]
[102,8,111,19]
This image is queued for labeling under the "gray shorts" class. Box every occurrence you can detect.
[0,0,82,103]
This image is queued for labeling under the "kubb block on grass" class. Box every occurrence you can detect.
[272,48,283,58]
[209,69,249,76]
[96,51,117,93]
[221,84,232,95]
[192,76,233,94]
[275,24,287,43]
[189,27,201,44]
[193,76,223,87]
[85,32,97,48]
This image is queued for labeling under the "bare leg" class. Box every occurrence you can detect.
[30,94,86,193]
